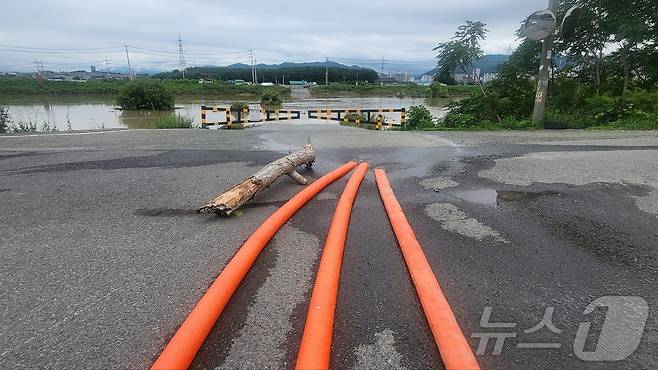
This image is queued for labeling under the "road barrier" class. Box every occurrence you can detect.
[201,105,405,129]
[308,108,406,129]
[200,105,302,128]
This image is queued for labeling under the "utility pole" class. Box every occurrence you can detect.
[105,59,110,76]
[532,0,560,124]
[178,33,186,79]
[124,45,133,81]
[380,58,387,86]
[325,57,329,85]
[249,49,255,84]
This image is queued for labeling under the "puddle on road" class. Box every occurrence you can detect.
[443,189,559,206]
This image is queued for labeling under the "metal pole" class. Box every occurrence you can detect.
[249,49,254,84]
[532,0,559,124]
[253,50,257,84]
[125,45,133,81]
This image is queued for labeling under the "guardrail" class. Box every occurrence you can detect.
[200,105,302,128]
[200,105,406,129]
[307,108,406,129]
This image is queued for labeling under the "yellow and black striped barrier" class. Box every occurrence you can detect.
[262,109,302,122]
[201,105,405,129]
[200,105,302,128]
[307,108,406,129]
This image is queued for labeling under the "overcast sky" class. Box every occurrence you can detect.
[0,0,546,73]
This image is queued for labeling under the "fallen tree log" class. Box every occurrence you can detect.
[198,144,315,216]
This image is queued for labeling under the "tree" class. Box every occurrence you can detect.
[405,105,434,129]
[556,0,611,95]
[433,20,488,90]
[0,105,10,133]
[116,80,175,110]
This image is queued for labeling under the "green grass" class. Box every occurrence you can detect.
[0,77,291,98]
[310,83,476,98]
[152,114,195,129]
[588,118,658,130]
[338,121,381,130]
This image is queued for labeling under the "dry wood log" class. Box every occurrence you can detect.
[198,144,315,216]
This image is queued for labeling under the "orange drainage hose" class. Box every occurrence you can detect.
[152,161,358,370]
[295,162,369,370]
[374,169,480,370]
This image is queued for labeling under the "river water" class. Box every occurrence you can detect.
[1,95,451,131]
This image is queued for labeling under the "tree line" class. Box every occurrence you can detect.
[154,66,379,84]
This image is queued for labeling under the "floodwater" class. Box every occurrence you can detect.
[0,95,452,131]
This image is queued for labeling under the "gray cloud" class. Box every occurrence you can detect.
[0,0,546,72]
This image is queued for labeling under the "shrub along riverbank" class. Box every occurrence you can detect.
[310,83,476,98]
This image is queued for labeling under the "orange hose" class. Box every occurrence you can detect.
[152,161,358,370]
[295,162,369,370]
[373,169,480,370]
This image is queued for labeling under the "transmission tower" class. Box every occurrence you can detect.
[178,33,186,79]
[249,49,257,84]
[380,58,387,86]
[34,59,45,75]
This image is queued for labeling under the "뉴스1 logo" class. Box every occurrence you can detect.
[472,296,649,361]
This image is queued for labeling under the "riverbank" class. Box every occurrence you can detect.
[309,83,476,98]
[0,77,290,98]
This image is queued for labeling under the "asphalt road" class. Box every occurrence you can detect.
[1,123,657,369]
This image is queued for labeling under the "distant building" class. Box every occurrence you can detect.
[482,73,497,83]
[90,66,96,73]
[378,76,397,84]
[198,78,214,84]
[227,79,246,85]
[453,68,496,84]
[288,80,309,86]
[453,73,472,84]
[420,74,434,83]
[391,71,413,83]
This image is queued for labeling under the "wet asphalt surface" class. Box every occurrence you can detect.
[1,124,657,369]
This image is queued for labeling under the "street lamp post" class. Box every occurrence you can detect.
[532,0,560,124]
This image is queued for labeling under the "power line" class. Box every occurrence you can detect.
[0,44,120,51]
